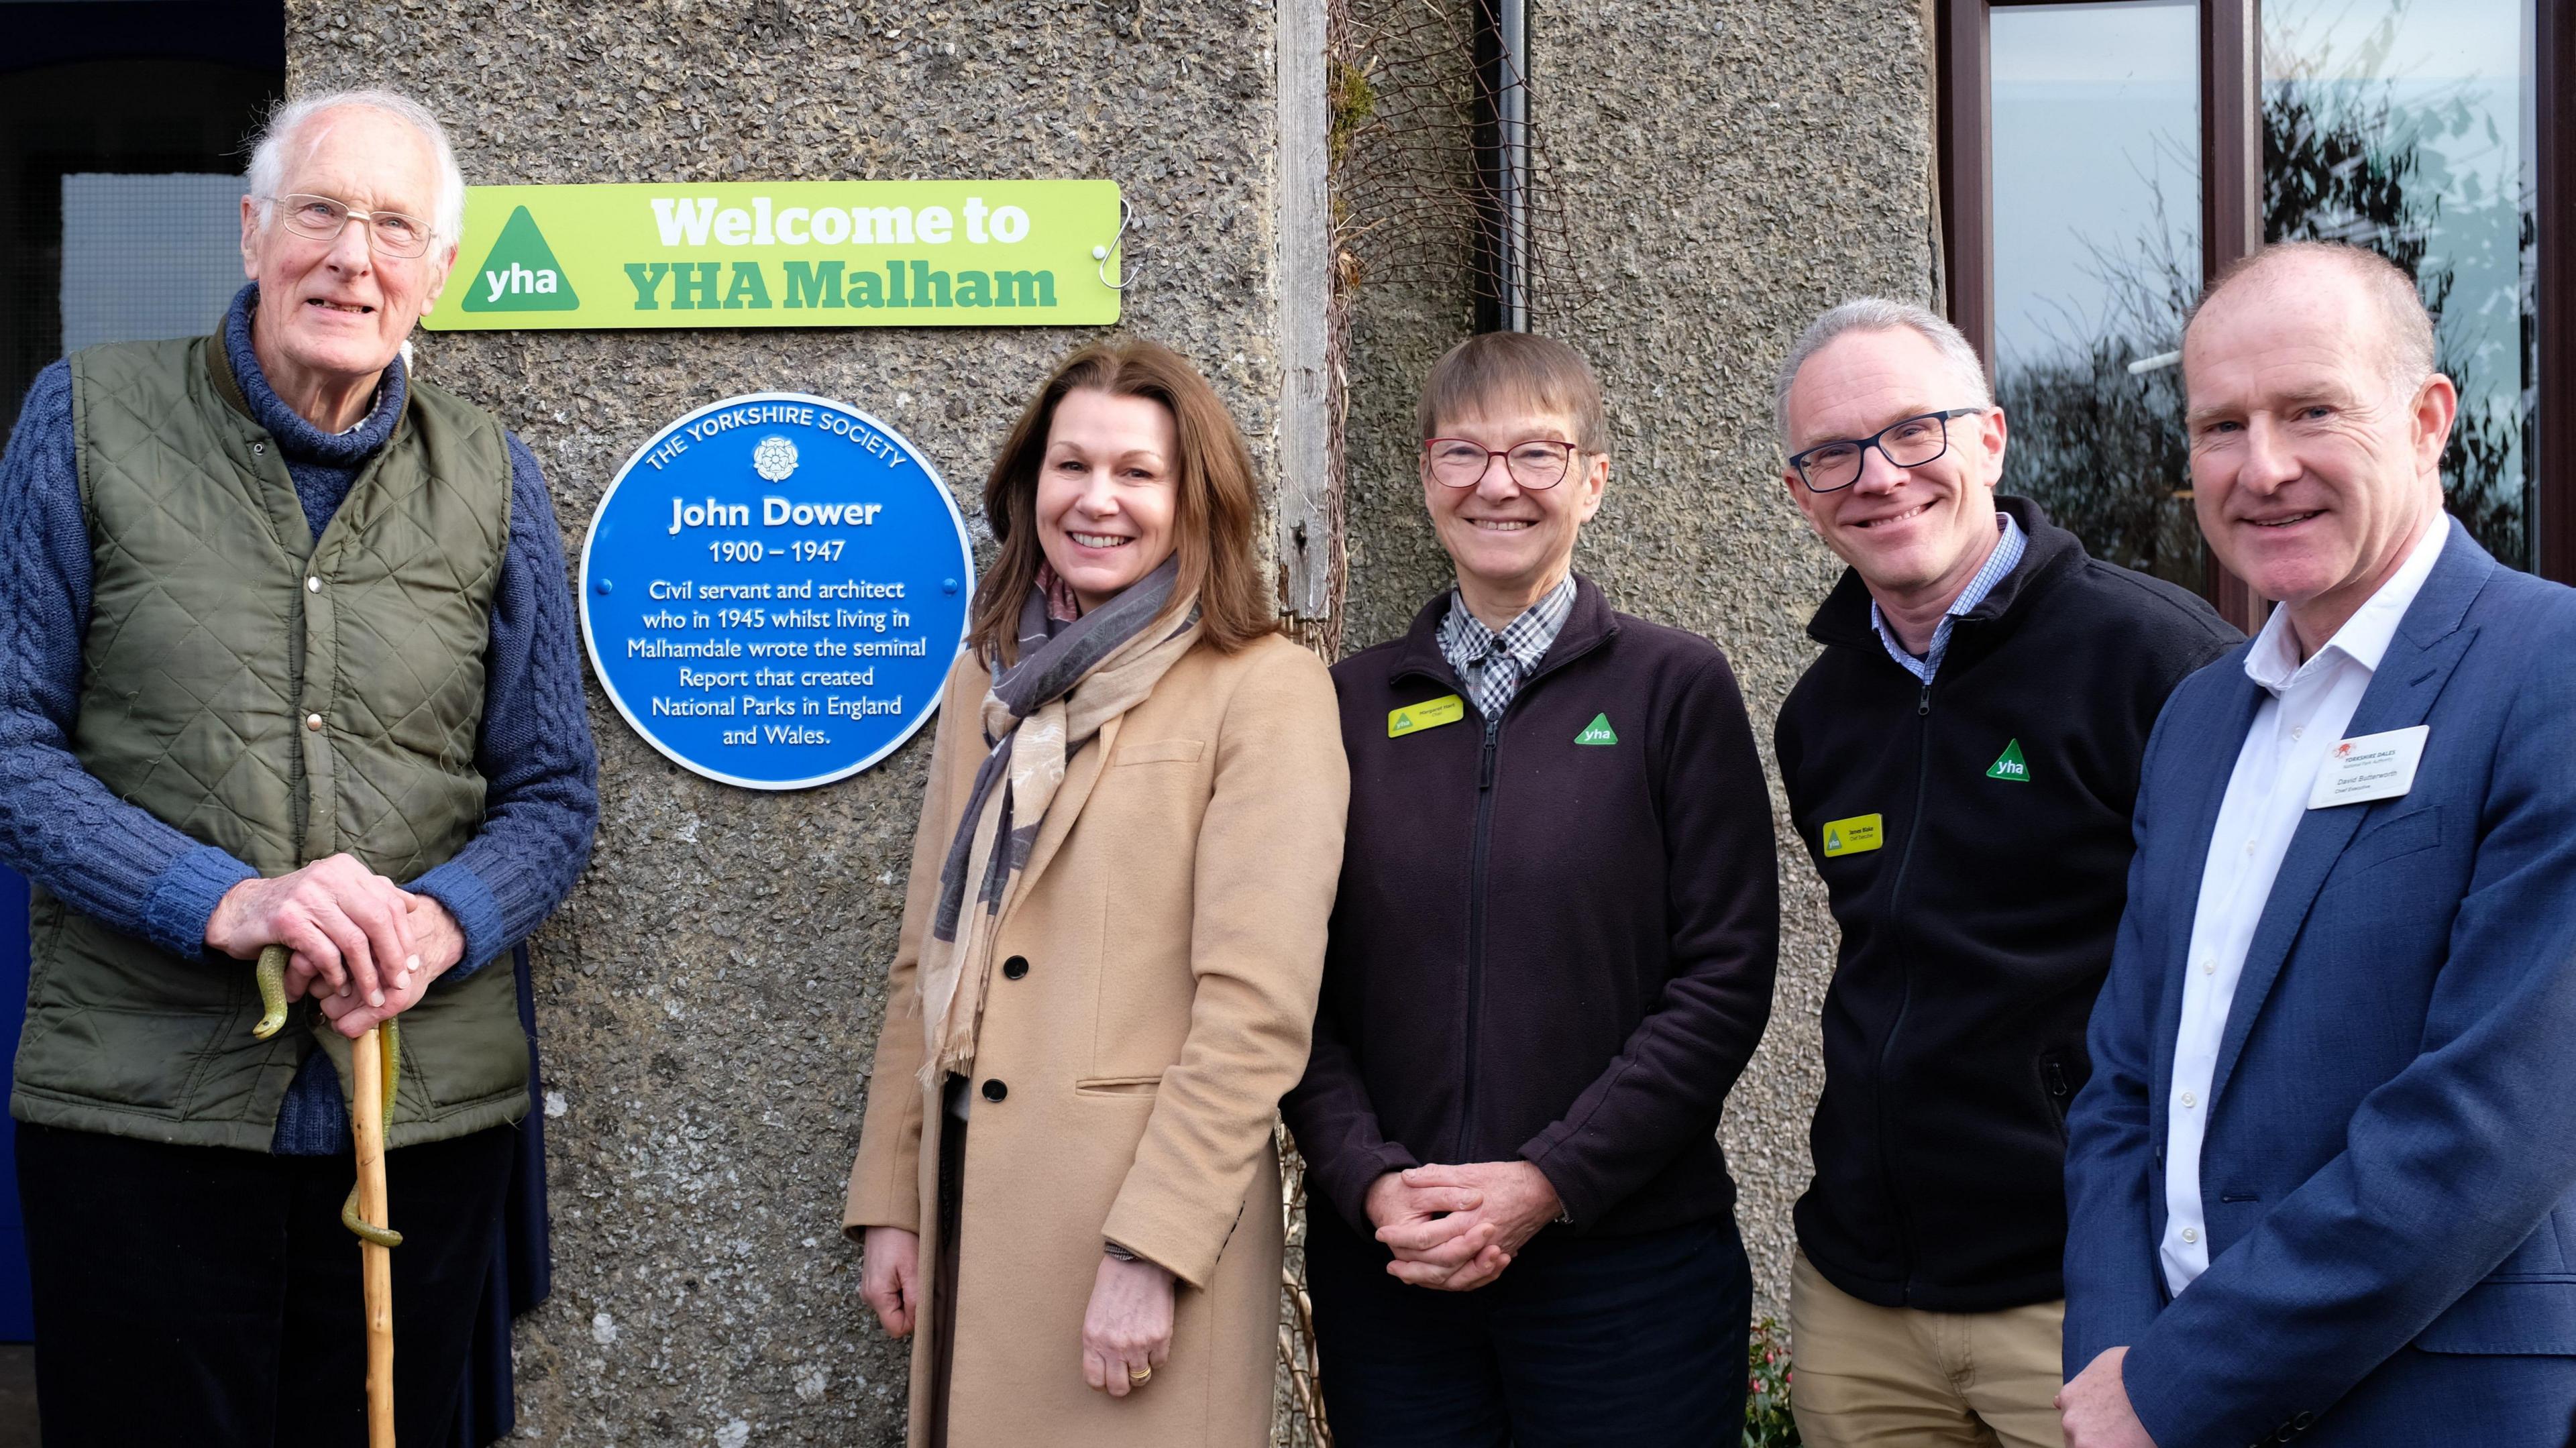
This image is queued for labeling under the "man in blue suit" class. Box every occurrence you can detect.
[2058,239,2576,1447]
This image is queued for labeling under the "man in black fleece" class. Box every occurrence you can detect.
[1770,299,2239,1447]
[1284,333,1778,1446]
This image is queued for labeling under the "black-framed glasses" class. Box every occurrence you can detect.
[1425,437,1579,490]
[1787,408,1986,492]
[266,193,436,259]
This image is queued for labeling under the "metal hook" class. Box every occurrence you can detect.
[1092,199,1144,292]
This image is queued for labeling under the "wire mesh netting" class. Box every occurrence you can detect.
[1326,0,1596,324]
[1275,1127,1331,1448]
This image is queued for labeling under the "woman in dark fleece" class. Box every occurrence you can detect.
[1284,331,1779,1447]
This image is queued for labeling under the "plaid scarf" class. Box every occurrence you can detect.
[916,557,1200,1084]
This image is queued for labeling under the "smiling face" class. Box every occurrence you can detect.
[2184,258,2452,649]
[238,104,455,419]
[1034,388,1181,614]
[1780,327,2007,607]
[1420,405,1606,616]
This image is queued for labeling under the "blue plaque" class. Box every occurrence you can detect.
[580,392,975,789]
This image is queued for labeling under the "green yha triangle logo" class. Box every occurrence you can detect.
[1987,738,2031,782]
[1574,713,1618,746]
[1825,827,1843,851]
[462,206,579,312]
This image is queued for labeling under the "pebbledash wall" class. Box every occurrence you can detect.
[288,0,1935,1442]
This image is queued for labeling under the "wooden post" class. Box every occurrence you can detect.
[352,1024,396,1448]
[1277,0,1339,642]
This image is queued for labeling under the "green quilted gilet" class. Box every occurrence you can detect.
[11,334,527,1150]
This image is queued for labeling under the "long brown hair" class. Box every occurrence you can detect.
[969,339,1274,665]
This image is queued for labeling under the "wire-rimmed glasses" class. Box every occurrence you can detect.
[266,193,436,259]
[1425,437,1579,490]
[1787,408,1986,492]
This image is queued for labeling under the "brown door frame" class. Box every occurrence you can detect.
[1935,0,1994,368]
[1937,0,2573,614]
[2540,0,2576,581]
[2198,0,2267,630]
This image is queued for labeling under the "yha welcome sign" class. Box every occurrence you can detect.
[422,180,1122,331]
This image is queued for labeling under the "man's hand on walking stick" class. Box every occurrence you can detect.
[206,853,417,1011]
[317,893,466,1038]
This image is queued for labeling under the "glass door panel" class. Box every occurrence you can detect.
[1990,0,2206,588]
[2264,0,2540,570]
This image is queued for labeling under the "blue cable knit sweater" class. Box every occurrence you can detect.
[0,284,598,1154]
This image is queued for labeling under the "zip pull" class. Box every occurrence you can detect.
[1917,683,1931,717]
[1478,720,1499,790]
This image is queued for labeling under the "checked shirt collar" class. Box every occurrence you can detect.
[1868,510,2025,685]
[1438,574,1577,722]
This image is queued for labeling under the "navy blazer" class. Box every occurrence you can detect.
[2065,523,2576,1447]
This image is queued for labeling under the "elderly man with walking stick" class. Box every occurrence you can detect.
[0,87,596,1446]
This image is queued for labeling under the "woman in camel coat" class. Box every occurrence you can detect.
[845,339,1347,1447]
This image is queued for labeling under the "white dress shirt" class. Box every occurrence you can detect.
[2160,514,2451,1296]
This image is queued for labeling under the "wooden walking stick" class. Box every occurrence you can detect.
[352,1017,397,1448]
[250,944,401,1446]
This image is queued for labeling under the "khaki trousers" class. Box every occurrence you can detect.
[1788,1252,2066,1448]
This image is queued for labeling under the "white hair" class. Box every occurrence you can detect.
[246,89,466,246]
[1774,298,1994,450]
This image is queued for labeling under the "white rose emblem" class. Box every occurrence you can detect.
[752,435,800,482]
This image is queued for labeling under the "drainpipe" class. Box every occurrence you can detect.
[1475,0,1531,332]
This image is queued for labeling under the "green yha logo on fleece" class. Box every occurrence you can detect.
[1986,738,2030,782]
[1574,714,1618,746]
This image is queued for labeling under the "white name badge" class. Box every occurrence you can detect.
[2309,724,2430,810]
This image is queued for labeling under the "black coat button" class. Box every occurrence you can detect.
[1002,955,1028,980]
[980,1078,1007,1102]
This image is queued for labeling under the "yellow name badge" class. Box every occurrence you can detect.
[1821,814,1884,858]
[1388,694,1466,738]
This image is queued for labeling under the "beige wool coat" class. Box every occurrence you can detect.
[846,630,1348,1448]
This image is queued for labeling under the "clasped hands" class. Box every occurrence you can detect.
[1365,1160,1562,1292]
[203,851,466,1038]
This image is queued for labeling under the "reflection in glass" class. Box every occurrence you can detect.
[2264,0,2538,569]
[1990,0,2204,589]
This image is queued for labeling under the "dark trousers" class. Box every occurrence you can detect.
[1307,1206,1751,1447]
[926,1076,969,1448]
[17,1120,515,1448]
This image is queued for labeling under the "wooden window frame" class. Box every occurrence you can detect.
[1937,0,2575,624]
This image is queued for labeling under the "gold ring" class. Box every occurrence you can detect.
[1127,1365,1152,1385]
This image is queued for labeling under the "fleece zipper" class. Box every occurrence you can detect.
[1461,713,1500,1161]
[1868,619,1996,1303]
[1870,675,1936,1300]
[1395,625,1615,1164]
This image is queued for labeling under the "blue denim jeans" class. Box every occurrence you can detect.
[1307,1204,1752,1447]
